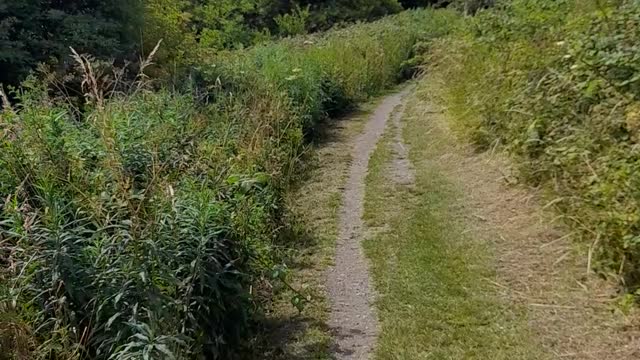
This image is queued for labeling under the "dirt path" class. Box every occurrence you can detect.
[326,87,411,359]
[262,81,639,359]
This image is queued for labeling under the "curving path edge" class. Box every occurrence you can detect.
[327,87,411,359]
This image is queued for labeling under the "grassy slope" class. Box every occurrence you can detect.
[428,0,640,286]
[362,85,547,359]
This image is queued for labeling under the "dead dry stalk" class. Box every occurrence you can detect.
[0,85,12,112]
[70,47,104,109]
[136,39,163,91]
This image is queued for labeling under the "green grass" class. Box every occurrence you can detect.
[362,91,546,359]
[428,0,640,287]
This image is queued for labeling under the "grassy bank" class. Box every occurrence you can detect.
[0,9,457,359]
[428,0,640,289]
[362,86,544,359]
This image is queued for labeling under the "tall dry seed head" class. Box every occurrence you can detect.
[136,39,163,91]
[70,39,163,105]
[0,85,17,143]
[70,47,104,109]
[0,86,12,112]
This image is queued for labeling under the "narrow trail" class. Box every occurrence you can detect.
[359,80,640,359]
[315,81,639,360]
[326,87,411,359]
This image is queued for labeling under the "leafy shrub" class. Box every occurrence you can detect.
[275,5,311,36]
[429,0,640,288]
[197,10,437,133]
[0,82,283,358]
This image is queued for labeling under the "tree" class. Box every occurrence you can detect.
[0,0,434,87]
[296,0,403,30]
[0,0,142,87]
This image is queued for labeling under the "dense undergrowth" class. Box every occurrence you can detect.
[0,9,457,359]
[428,0,640,289]
[1,0,445,88]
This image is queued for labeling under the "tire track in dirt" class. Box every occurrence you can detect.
[327,87,411,359]
[389,97,415,187]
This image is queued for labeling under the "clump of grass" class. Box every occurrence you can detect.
[196,8,460,135]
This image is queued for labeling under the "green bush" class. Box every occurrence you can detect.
[0,0,142,87]
[0,9,454,358]
[430,0,640,288]
[302,0,404,31]
[2,0,431,88]
[275,5,311,36]
[0,83,283,358]
[197,10,434,133]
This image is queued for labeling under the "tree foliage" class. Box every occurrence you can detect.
[0,0,142,86]
[0,0,432,87]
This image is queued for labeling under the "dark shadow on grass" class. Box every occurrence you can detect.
[285,107,371,196]
[247,315,335,360]
[308,108,370,147]
[246,194,330,359]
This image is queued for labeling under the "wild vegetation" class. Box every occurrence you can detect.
[4,0,640,358]
[428,0,640,289]
[0,8,445,359]
[0,0,446,88]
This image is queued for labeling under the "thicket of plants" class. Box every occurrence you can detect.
[429,0,640,288]
[0,9,458,359]
[0,0,450,88]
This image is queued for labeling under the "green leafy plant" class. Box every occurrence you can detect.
[0,9,448,358]
[428,0,640,290]
[275,4,311,36]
